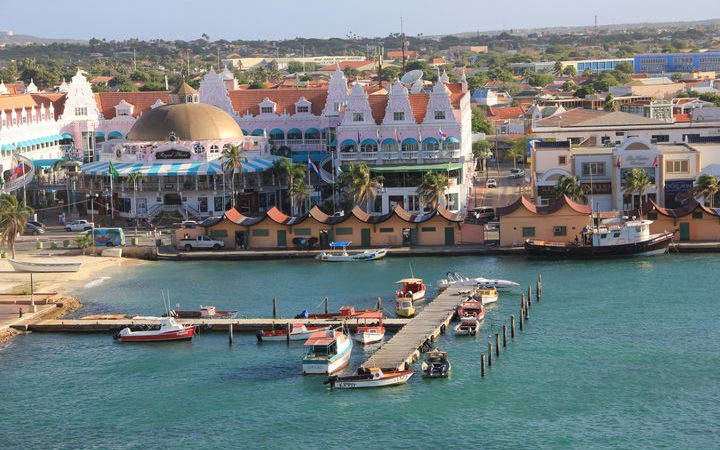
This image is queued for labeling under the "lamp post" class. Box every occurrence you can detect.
[86,193,98,225]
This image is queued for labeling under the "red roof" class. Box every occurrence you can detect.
[488,106,526,120]
[229,88,328,116]
[496,195,591,216]
[0,93,66,118]
[674,113,691,123]
[304,330,339,346]
[95,91,170,119]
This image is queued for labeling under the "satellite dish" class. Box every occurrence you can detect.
[400,69,424,85]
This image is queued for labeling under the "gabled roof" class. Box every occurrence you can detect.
[308,206,347,225]
[533,108,666,128]
[230,88,328,116]
[0,93,66,117]
[95,91,170,119]
[488,106,526,120]
[496,195,591,216]
[644,199,719,219]
[265,206,308,225]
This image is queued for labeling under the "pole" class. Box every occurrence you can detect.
[109,175,114,220]
[30,272,36,312]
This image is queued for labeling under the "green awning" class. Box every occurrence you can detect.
[369,163,463,173]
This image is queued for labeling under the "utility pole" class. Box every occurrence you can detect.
[400,16,406,73]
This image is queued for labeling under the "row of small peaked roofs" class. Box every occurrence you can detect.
[203,205,464,228]
[642,199,720,219]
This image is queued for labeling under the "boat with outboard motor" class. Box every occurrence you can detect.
[302,329,353,375]
[456,298,486,320]
[524,217,675,259]
[454,315,481,336]
[115,316,196,342]
[473,287,499,305]
[421,348,451,378]
[395,298,416,318]
[9,258,81,273]
[437,272,519,292]
[395,278,426,302]
[317,242,387,262]
[324,367,414,389]
[257,323,332,342]
[352,311,385,345]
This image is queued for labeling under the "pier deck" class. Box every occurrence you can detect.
[359,286,467,373]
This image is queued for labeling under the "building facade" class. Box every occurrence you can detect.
[634,53,720,74]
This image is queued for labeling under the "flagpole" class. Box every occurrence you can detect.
[332,154,336,215]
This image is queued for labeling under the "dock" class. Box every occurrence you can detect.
[359,286,467,373]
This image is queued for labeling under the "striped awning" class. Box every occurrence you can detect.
[31,158,64,170]
[80,157,281,177]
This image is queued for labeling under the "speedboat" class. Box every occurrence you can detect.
[167,305,238,319]
[395,278,426,302]
[454,315,480,336]
[437,272,520,292]
[352,311,385,345]
[9,258,81,273]
[115,316,196,342]
[302,329,353,375]
[474,288,498,305]
[421,348,451,378]
[317,241,387,262]
[395,299,416,318]
[456,298,486,320]
[256,323,331,342]
[324,367,414,389]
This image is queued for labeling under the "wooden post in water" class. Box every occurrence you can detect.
[272,296,277,319]
[519,308,524,331]
[538,274,543,300]
[487,342,493,366]
[536,277,541,302]
[228,322,233,346]
[527,286,532,309]
[480,353,486,377]
[510,315,515,338]
[286,322,291,344]
[502,324,507,347]
[376,296,382,310]
[524,301,530,320]
[324,297,329,314]
[495,333,500,357]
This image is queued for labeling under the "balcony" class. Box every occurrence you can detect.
[339,149,463,162]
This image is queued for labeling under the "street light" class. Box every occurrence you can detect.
[86,193,98,224]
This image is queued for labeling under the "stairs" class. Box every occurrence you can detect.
[2,155,35,194]
[318,155,336,184]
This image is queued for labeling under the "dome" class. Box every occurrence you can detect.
[126,103,243,141]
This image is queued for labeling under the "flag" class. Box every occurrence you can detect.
[357,131,361,146]
[616,157,621,168]
[308,155,320,175]
[394,128,399,142]
[10,163,24,179]
[376,128,381,141]
[334,158,342,175]
[652,156,658,167]
[108,161,119,179]
[438,129,447,141]
[418,128,423,143]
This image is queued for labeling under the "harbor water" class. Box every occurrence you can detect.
[1,255,718,449]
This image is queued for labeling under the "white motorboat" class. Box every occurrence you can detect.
[454,315,480,336]
[324,367,414,389]
[352,311,385,345]
[317,241,387,262]
[421,348,451,378]
[437,271,519,292]
[257,323,331,342]
[8,258,81,273]
[302,329,353,375]
[115,316,196,342]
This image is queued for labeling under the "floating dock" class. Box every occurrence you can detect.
[359,286,466,373]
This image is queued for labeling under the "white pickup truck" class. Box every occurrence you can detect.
[179,235,225,251]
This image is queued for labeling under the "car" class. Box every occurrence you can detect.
[180,220,198,229]
[24,223,45,236]
[486,178,497,188]
[27,220,46,230]
[509,168,526,179]
[467,207,496,221]
[65,219,94,232]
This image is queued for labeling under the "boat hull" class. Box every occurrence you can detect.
[303,338,353,375]
[119,326,196,342]
[8,259,81,273]
[352,328,385,344]
[318,248,387,262]
[261,325,331,342]
[396,307,415,318]
[524,232,675,259]
[327,371,414,388]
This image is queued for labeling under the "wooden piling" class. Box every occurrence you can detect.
[285,322,291,344]
[502,324,507,347]
[524,302,530,320]
[324,297,329,314]
[536,279,541,302]
[480,353,486,377]
[527,286,532,309]
[487,343,493,366]
[228,322,233,346]
[519,309,524,330]
[376,296,382,310]
[521,293,525,309]
[510,315,515,338]
[537,274,543,300]
[272,296,277,319]
[495,333,500,357]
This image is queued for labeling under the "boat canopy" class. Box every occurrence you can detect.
[329,241,350,247]
[396,278,423,284]
[304,330,337,346]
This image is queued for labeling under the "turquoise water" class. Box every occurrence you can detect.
[1,255,718,449]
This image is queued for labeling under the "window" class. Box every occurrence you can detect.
[665,160,688,173]
[601,136,611,144]
[296,106,309,113]
[352,112,364,122]
[294,228,311,236]
[393,111,405,121]
[214,196,224,211]
[558,156,567,165]
[407,195,420,211]
[434,111,446,120]
[446,193,458,209]
[652,134,669,143]
[582,162,605,176]
[522,227,535,237]
[74,107,87,116]
[553,226,567,236]
[210,229,228,238]
[260,106,273,114]
[335,227,353,235]
[252,229,269,237]
[333,102,340,112]
[379,227,393,233]
[647,212,658,220]
[118,109,130,116]
[615,131,625,136]
[421,227,436,232]
[692,211,703,219]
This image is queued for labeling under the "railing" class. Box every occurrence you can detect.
[146,203,164,222]
[338,149,463,162]
[2,155,35,194]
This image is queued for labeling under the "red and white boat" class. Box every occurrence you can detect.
[395,278,427,302]
[116,317,196,342]
[456,298,486,320]
[257,323,331,342]
[352,311,385,345]
[324,367,414,389]
[454,315,481,336]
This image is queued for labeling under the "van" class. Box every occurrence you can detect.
[469,207,496,221]
[88,228,126,247]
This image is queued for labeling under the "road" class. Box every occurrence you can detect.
[468,164,530,210]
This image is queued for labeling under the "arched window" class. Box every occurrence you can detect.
[401,138,419,153]
[360,139,378,153]
[340,139,357,153]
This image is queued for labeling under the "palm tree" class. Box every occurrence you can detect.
[126,170,145,236]
[270,159,287,211]
[0,194,34,259]
[506,137,526,169]
[623,168,651,212]
[339,163,383,211]
[554,175,590,203]
[694,174,720,208]
[417,171,449,210]
[288,177,310,214]
[221,144,248,208]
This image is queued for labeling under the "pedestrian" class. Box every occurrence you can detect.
[60,212,66,225]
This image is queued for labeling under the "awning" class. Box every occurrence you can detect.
[108,131,123,138]
[446,137,459,143]
[251,129,264,136]
[402,138,418,144]
[31,158,64,170]
[292,151,327,163]
[370,163,464,173]
[81,157,281,177]
[423,137,438,143]
[340,139,356,146]
[361,139,377,145]
[382,138,397,145]
[95,132,105,137]
[1,144,16,151]
[61,133,73,139]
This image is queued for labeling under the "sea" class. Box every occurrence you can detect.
[0,254,718,449]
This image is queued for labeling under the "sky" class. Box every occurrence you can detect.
[2,0,718,42]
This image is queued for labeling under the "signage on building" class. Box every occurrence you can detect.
[580,182,612,195]
[155,149,191,160]
[664,179,693,208]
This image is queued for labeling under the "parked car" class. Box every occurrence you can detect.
[509,168,526,179]
[65,219,94,232]
[468,207,496,221]
[24,223,45,235]
[180,220,198,229]
[486,178,497,188]
[179,235,225,251]
[27,220,46,230]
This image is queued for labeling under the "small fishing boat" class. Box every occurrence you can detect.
[115,316,196,342]
[395,298,415,318]
[8,258,81,273]
[352,311,385,345]
[324,367,414,389]
[317,241,387,262]
[421,348,451,378]
[295,305,381,320]
[456,298,486,320]
[167,305,238,319]
[395,278,426,302]
[454,315,480,336]
[474,287,499,305]
[256,323,331,342]
[437,272,519,292]
[302,329,353,375]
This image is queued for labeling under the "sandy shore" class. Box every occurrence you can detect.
[0,255,148,294]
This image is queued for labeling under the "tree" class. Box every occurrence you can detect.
[604,94,617,112]
[553,61,564,76]
[339,162,383,211]
[286,61,305,73]
[288,174,310,215]
[562,65,577,77]
[417,171,449,210]
[574,85,596,98]
[694,174,720,208]
[343,66,359,80]
[126,171,145,236]
[472,140,493,172]
[506,138,526,169]
[527,73,555,87]
[615,61,634,74]
[378,66,399,82]
[554,175,589,203]
[471,105,494,134]
[0,194,33,259]
[221,145,248,208]
[76,234,94,255]
[623,168,651,211]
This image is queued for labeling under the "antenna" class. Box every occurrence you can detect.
[400,16,406,73]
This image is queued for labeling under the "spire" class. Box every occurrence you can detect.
[460,69,468,93]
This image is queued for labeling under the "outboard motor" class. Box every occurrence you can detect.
[295,309,309,319]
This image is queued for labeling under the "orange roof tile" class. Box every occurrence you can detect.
[0,93,66,118]
[229,88,328,116]
[488,106,526,120]
[94,91,170,119]
[674,113,691,123]
[408,94,429,124]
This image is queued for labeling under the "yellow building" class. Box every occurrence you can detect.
[644,199,720,241]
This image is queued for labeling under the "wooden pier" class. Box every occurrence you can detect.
[359,286,467,373]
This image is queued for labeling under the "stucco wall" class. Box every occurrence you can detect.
[500,204,590,246]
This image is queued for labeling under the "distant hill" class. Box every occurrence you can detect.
[0,31,85,45]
